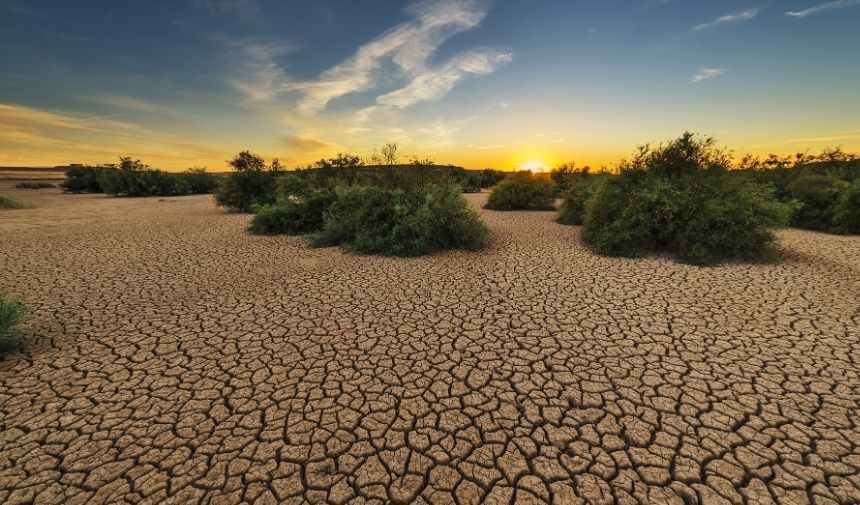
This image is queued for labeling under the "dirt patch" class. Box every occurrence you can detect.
[1,191,859,504]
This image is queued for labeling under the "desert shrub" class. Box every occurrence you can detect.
[786,173,848,232]
[582,133,791,265]
[311,183,488,256]
[62,166,112,193]
[215,151,282,212]
[458,172,484,193]
[15,182,55,189]
[180,168,219,194]
[557,178,601,225]
[248,186,337,235]
[485,172,555,211]
[98,157,192,197]
[0,195,24,209]
[0,293,26,351]
[834,179,860,234]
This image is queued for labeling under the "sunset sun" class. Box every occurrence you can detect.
[521,160,547,172]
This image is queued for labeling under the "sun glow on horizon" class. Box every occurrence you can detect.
[521,160,548,172]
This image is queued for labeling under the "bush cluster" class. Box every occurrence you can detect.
[738,149,859,234]
[0,292,26,351]
[485,172,555,211]
[14,182,55,189]
[62,159,219,197]
[0,195,24,209]
[579,133,792,265]
[214,151,282,212]
[247,163,489,256]
[311,183,488,256]
[62,166,107,193]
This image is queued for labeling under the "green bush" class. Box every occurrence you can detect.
[485,172,555,211]
[786,173,848,232]
[0,293,26,351]
[557,179,601,225]
[248,187,336,235]
[311,183,488,256]
[99,158,191,197]
[834,179,860,234]
[14,182,55,189]
[215,151,282,212]
[180,168,219,194]
[582,133,792,265]
[62,166,112,193]
[0,195,24,209]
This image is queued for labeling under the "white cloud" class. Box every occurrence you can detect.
[228,0,509,115]
[691,8,759,31]
[376,48,512,108]
[691,68,728,83]
[786,0,860,18]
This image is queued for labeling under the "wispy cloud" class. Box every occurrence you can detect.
[375,48,511,108]
[691,8,759,31]
[229,0,510,115]
[786,0,860,18]
[691,68,728,83]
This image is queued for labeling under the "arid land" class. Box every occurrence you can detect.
[1,186,859,504]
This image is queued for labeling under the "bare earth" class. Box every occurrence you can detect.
[1,189,859,505]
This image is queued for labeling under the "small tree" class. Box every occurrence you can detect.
[382,142,398,165]
[214,150,282,212]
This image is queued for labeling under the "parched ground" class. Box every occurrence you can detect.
[1,188,859,505]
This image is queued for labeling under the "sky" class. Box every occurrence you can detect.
[1,0,859,171]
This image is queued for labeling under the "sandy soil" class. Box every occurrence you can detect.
[1,189,859,504]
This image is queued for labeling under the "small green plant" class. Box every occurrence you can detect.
[0,293,26,351]
[0,195,24,209]
[14,182,55,189]
[485,172,555,211]
[311,183,488,256]
[215,151,282,212]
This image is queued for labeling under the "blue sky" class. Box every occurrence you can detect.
[1,0,859,170]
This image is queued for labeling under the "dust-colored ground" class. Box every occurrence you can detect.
[1,189,859,505]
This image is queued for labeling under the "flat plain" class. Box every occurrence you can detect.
[1,187,859,504]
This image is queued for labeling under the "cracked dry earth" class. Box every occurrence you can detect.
[1,188,860,505]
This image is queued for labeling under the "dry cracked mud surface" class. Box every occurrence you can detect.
[1,188,859,505]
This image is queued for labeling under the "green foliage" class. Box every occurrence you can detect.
[311,183,488,256]
[485,172,556,211]
[181,168,219,194]
[0,292,26,351]
[98,158,190,197]
[786,173,848,232]
[737,148,859,234]
[248,187,336,236]
[14,182,55,189]
[0,195,24,209]
[557,178,601,225]
[62,166,112,193]
[214,151,282,212]
[582,133,792,265]
[834,179,860,234]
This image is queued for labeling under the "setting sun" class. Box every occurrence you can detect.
[521,160,547,172]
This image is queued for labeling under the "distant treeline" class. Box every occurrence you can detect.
[62,158,219,196]
[62,152,506,201]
